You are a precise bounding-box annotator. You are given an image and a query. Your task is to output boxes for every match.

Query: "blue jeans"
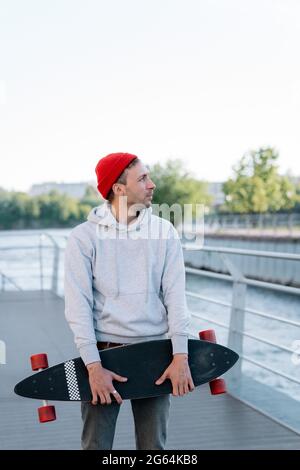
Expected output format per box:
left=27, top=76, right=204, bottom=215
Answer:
left=81, top=395, right=171, bottom=450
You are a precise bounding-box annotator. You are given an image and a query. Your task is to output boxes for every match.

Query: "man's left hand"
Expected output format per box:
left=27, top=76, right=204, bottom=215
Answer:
left=155, top=354, right=195, bottom=396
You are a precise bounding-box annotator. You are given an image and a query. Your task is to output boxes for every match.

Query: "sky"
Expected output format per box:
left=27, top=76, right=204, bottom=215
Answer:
left=0, top=0, right=300, bottom=192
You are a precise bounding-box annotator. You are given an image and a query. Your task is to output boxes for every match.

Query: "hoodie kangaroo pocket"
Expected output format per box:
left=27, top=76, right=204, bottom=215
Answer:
left=96, top=292, right=168, bottom=337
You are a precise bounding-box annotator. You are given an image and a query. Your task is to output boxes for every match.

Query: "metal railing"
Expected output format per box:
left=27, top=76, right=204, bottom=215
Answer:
left=0, top=232, right=67, bottom=296
left=0, top=271, right=23, bottom=291
left=183, top=243, right=300, bottom=386
left=204, top=212, right=300, bottom=236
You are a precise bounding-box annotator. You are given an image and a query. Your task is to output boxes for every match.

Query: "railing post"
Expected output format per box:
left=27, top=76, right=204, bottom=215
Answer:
left=227, top=280, right=246, bottom=382
left=42, top=234, right=60, bottom=296
left=39, top=235, right=44, bottom=291
left=0, top=340, right=6, bottom=364
left=218, top=253, right=246, bottom=383
left=52, top=244, right=59, bottom=296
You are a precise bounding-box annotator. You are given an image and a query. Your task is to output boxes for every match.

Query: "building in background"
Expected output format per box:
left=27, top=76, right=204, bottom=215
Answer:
left=29, top=181, right=97, bottom=199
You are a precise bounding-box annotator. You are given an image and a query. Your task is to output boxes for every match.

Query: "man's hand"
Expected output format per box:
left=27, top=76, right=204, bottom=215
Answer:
left=155, top=354, right=195, bottom=396
left=87, top=361, right=128, bottom=405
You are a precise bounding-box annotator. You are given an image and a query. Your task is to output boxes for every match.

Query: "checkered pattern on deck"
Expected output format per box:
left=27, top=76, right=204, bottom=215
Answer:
left=64, top=360, right=81, bottom=400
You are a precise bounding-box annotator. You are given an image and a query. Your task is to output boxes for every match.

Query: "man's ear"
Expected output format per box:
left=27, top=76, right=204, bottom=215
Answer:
left=112, top=183, right=125, bottom=196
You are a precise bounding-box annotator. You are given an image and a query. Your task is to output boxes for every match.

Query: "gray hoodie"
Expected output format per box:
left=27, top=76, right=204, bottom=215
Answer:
left=64, top=201, right=190, bottom=365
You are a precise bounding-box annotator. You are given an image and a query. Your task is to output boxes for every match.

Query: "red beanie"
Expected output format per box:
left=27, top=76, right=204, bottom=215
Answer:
left=95, top=152, right=138, bottom=199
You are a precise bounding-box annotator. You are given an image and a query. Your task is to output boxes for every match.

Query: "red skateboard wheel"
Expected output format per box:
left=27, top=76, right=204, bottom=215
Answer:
left=38, top=405, right=56, bottom=423
left=30, top=353, right=49, bottom=371
left=209, top=378, right=226, bottom=395
left=199, top=329, right=217, bottom=343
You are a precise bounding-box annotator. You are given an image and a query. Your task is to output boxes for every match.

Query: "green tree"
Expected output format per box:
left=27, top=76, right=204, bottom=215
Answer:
left=80, top=185, right=100, bottom=207
left=222, top=147, right=297, bottom=213
left=0, top=191, right=34, bottom=229
left=293, top=183, right=300, bottom=212
left=78, top=203, right=93, bottom=220
left=36, top=191, right=80, bottom=227
left=149, top=159, right=212, bottom=224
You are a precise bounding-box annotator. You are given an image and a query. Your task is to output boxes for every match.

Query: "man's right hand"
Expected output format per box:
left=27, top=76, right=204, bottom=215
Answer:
left=86, top=361, right=128, bottom=405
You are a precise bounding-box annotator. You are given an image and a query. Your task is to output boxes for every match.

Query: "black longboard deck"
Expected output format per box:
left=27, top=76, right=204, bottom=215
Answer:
left=14, top=339, right=239, bottom=401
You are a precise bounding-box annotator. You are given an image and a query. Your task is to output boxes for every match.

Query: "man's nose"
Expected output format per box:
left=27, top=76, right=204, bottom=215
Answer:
left=148, top=178, right=156, bottom=190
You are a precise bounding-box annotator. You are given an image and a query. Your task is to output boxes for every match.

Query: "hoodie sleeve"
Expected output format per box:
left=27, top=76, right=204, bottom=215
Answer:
left=161, top=224, right=190, bottom=355
left=64, top=231, right=100, bottom=366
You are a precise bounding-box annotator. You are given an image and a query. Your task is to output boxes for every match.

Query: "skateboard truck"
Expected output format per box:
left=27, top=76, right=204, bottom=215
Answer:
left=30, top=353, right=56, bottom=423
left=199, top=329, right=227, bottom=395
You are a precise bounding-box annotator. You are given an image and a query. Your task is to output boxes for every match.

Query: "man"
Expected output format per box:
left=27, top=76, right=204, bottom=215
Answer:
left=64, top=152, right=194, bottom=450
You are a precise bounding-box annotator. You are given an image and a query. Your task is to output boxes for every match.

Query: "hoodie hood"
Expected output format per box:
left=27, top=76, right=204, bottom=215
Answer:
left=87, top=201, right=152, bottom=303
left=87, top=200, right=152, bottom=232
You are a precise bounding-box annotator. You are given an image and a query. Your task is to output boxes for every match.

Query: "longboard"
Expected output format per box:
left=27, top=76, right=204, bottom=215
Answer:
left=15, top=339, right=239, bottom=402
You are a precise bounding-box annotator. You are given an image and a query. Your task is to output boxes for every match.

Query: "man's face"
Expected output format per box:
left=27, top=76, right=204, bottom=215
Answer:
left=123, top=160, right=156, bottom=208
